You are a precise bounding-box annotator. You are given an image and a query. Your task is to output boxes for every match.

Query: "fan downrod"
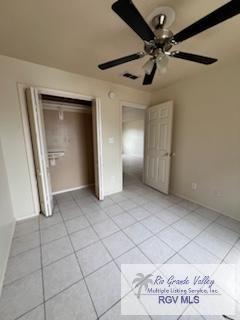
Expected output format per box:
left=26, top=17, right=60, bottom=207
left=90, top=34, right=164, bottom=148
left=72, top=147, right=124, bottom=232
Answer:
left=152, top=14, right=167, bottom=29
left=144, top=13, right=174, bottom=55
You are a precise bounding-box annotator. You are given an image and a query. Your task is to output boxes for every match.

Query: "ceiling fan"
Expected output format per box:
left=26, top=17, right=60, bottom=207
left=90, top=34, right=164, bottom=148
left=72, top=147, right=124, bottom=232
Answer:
left=98, top=0, right=240, bottom=85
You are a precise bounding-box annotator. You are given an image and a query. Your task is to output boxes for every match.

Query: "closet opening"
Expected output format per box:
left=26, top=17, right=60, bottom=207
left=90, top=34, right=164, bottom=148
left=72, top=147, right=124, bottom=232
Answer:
left=25, top=87, right=103, bottom=217
left=42, top=94, right=95, bottom=195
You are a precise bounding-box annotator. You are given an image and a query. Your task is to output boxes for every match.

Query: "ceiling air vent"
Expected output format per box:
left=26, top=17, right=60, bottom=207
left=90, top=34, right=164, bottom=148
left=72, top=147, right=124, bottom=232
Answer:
left=122, top=72, right=140, bottom=80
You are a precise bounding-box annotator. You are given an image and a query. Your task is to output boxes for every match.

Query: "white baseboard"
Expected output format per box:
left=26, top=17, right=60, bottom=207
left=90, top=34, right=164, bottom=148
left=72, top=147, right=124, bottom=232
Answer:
left=170, top=190, right=239, bottom=221
left=52, top=184, right=93, bottom=195
left=16, top=212, right=39, bottom=222
left=0, top=219, right=15, bottom=296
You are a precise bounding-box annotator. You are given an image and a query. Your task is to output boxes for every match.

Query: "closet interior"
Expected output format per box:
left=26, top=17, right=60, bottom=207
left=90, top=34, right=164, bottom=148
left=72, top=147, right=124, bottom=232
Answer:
left=41, top=94, right=95, bottom=195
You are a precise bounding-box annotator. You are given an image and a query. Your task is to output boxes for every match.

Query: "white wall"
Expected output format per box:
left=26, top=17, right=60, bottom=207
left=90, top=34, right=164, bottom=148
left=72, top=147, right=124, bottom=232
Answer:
left=0, top=55, right=151, bottom=220
left=0, top=139, right=15, bottom=294
left=122, top=107, right=145, bottom=158
left=151, top=62, right=240, bottom=221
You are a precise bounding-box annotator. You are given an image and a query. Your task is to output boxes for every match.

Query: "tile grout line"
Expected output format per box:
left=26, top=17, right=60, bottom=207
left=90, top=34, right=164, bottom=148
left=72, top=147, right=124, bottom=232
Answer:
left=38, top=215, right=47, bottom=320
left=57, top=202, right=99, bottom=320
left=56, top=187, right=239, bottom=247
left=176, top=213, right=228, bottom=263
left=7, top=230, right=238, bottom=317
left=14, top=303, right=45, bottom=320
left=33, top=242, right=141, bottom=306
left=71, top=194, right=154, bottom=319
left=6, top=180, right=240, bottom=320
left=100, top=190, right=237, bottom=318
left=90, top=179, right=240, bottom=317
left=220, top=234, right=240, bottom=264
left=7, top=191, right=237, bottom=290
left=72, top=195, right=127, bottom=319
left=3, top=267, right=43, bottom=289
left=112, top=181, right=186, bottom=319
left=98, top=199, right=200, bottom=262
left=8, top=193, right=239, bottom=271
left=83, top=199, right=176, bottom=318
left=11, top=217, right=48, bottom=320
left=15, top=202, right=237, bottom=242
left=117, top=184, right=218, bottom=319
left=63, top=181, right=240, bottom=314
left=3, top=223, right=161, bottom=291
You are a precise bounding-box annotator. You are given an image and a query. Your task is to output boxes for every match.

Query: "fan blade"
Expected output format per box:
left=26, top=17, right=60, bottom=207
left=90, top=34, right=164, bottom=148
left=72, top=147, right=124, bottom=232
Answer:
left=170, top=51, right=217, bottom=65
left=143, top=62, right=157, bottom=85
left=174, top=0, right=240, bottom=43
left=112, top=0, right=155, bottom=42
left=98, top=52, right=145, bottom=70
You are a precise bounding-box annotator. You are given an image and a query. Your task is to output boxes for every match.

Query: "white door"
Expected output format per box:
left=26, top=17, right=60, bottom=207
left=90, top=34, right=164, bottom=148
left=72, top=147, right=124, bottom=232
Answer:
left=92, top=99, right=104, bottom=200
left=26, top=87, right=53, bottom=216
left=144, top=101, right=173, bottom=194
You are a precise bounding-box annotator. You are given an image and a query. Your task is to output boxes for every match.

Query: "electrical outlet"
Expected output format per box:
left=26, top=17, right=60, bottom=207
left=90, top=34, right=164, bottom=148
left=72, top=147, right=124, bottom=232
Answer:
left=192, top=182, right=197, bottom=190
left=211, top=187, right=223, bottom=197
left=216, top=190, right=223, bottom=197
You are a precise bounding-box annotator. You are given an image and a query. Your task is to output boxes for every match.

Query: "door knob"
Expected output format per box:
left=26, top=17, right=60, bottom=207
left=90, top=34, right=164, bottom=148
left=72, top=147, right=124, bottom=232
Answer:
left=163, top=152, right=174, bottom=157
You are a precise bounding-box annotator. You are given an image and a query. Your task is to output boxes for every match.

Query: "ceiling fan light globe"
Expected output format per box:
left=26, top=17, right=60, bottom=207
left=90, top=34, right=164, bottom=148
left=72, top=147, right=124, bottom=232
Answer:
left=143, top=59, right=155, bottom=75
left=156, top=55, right=168, bottom=75
left=158, top=66, right=168, bottom=74
left=157, top=54, right=168, bottom=68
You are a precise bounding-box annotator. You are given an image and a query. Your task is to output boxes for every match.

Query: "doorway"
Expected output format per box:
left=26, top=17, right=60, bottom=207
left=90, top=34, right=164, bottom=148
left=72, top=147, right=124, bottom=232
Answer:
left=24, top=87, right=104, bottom=217
left=121, top=103, right=146, bottom=186
left=121, top=101, right=174, bottom=195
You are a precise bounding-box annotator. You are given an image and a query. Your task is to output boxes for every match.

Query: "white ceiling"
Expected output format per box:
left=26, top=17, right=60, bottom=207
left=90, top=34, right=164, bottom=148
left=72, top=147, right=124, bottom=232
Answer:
left=0, top=0, right=239, bottom=92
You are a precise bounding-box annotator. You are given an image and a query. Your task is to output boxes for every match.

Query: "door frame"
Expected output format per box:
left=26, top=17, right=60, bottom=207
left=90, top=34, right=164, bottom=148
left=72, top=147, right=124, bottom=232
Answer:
left=18, top=84, right=104, bottom=215
left=120, top=101, right=148, bottom=190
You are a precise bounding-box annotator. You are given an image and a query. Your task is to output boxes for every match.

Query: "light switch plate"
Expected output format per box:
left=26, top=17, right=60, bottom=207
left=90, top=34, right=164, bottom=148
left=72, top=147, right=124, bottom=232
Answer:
left=108, top=137, right=114, bottom=144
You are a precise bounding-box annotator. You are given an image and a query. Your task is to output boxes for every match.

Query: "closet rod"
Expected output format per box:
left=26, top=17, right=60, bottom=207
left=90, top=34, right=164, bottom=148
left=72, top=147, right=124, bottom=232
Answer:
left=41, top=94, right=92, bottom=107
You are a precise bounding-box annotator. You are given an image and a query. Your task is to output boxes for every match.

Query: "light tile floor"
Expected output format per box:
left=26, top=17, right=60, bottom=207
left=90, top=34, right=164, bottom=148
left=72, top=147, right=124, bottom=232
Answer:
left=0, top=157, right=240, bottom=320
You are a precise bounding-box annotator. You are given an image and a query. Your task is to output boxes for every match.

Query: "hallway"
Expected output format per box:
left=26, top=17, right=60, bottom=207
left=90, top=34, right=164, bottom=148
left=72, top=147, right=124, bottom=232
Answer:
left=123, top=154, right=143, bottom=185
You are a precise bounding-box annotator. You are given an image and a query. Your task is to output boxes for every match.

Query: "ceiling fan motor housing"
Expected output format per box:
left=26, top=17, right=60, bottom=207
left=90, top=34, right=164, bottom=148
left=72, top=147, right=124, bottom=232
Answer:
left=144, top=27, right=173, bottom=57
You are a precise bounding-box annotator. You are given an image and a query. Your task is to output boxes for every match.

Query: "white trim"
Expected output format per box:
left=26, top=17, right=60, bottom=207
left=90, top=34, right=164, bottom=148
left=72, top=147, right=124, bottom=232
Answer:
left=16, top=213, right=38, bottom=222
left=36, top=87, right=94, bottom=101
left=52, top=184, right=93, bottom=195
left=120, top=101, right=148, bottom=110
left=143, top=110, right=147, bottom=185
left=95, top=98, right=104, bottom=200
left=17, top=84, right=40, bottom=215
left=0, top=220, right=15, bottom=295
left=171, top=191, right=230, bottom=218
left=18, top=84, right=104, bottom=215
left=120, top=101, right=148, bottom=191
